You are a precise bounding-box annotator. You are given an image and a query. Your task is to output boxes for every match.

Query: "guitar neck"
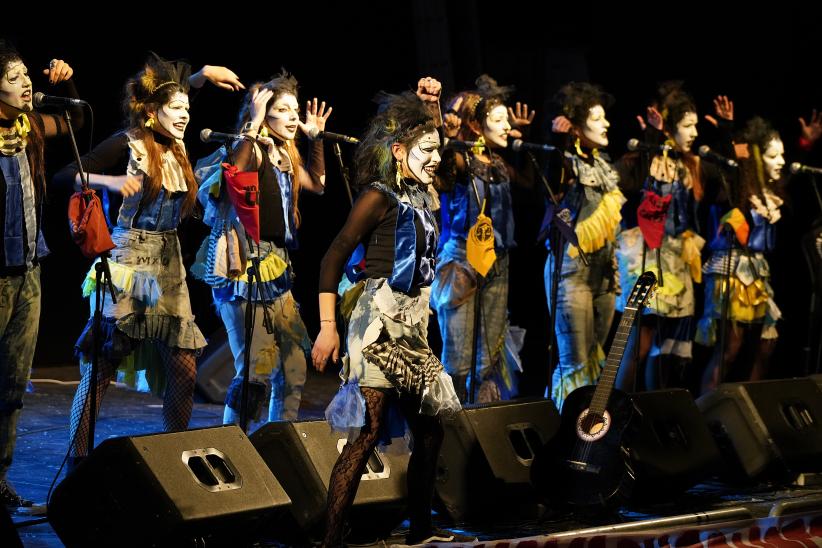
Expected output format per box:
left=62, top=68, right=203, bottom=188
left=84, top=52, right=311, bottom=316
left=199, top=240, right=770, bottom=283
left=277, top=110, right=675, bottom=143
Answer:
left=589, top=307, right=637, bottom=415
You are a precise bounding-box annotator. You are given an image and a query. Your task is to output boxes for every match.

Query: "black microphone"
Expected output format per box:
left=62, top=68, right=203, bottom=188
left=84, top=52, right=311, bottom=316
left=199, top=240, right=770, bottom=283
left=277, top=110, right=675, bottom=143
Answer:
left=33, top=92, right=87, bottom=108
left=791, top=162, right=822, bottom=176
left=698, top=145, right=738, bottom=168
left=511, top=139, right=556, bottom=152
left=627, top=138, right=673, bottom=154
left=308, top=127, right=360, bottom=145
left=199, top=128, right=247, bottom=143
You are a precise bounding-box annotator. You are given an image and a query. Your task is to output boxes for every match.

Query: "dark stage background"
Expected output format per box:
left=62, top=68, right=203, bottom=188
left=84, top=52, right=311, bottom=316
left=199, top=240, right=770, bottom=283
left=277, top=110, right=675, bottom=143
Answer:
left=6, top=3, right=822, bottom=396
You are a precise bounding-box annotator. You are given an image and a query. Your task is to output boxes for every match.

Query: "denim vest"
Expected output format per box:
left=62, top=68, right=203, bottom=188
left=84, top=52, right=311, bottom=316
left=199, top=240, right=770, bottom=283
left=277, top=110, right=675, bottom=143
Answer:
left=116, top=134, right=187, bottom=231
left=1, top=151, right=49, bottom=268
left=440, top=153, right=515, bottom=252
left=346, top=182, right=438, bottom=292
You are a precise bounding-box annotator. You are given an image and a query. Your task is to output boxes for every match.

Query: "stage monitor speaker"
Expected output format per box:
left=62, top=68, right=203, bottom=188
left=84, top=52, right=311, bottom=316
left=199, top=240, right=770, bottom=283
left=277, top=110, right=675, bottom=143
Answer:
left=697, top=378, right=822, bottom=480
left=435, top=398, right=560, bottom=521
left=629, top=389, right=722, bottom=500
left=250, top=419, right=410, bottom=541
left=48, top=425, right=289, bottom=547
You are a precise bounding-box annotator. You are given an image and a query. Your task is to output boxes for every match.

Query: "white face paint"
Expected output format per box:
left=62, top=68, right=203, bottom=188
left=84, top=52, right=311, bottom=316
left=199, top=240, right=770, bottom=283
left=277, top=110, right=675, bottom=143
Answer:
left=405, top=130, right=441, bottom=185
left=265, top=92, right=299, bottom=141
left=155, top=91, right=190, bottom=140
left=0, top=61, right=33, bottom=112
left=582, top=104, right=609, bottom=147
left=482, top=104, right=511, bottom=148
left=673, top=111, right=698, bottom=153
left=762, top=138, right=785, bottom=182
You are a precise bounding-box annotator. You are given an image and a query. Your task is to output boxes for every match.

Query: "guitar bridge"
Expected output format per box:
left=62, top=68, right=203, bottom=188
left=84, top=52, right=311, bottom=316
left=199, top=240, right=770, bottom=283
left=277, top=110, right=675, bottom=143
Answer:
left=567, top=459, right=601, bottom=474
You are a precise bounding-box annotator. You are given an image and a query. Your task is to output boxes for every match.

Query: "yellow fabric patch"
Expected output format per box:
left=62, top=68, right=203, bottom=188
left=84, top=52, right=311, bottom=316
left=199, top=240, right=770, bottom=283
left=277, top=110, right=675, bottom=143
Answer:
left=467, top=200, right=496, bottom=276
left=234, top=250, right=288, bottom=283
left=680, top=230, right=705, bottom=283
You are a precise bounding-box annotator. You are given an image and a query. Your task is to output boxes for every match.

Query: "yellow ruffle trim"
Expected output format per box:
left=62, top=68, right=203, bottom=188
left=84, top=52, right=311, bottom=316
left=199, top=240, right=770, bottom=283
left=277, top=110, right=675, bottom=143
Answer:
left=715, top=277, right=770, bottom=323
left=233, top=250, right=288, bottom=283
left=81, top=260, right=159, bottom=301
left=568, top=189, right=626, bottom=258
left=680, top=230, right=705, bottom=283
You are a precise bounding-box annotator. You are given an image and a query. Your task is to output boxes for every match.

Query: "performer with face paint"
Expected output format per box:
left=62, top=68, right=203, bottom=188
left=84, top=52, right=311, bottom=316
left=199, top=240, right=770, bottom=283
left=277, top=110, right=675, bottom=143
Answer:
left=614, top=83, right=734, bottom=391
left=698, top=117, right=786, bottom=392
left=432, top=74, right=533, bottom=403
left=546, top=82, right=626, bottom=409
left=311, top=79, right=466, bottom=547
left=0, top=41, right=82, bottom=514
left=194, top=70, right=331, bottom=424
left=54, top=53, right=243, bottom=467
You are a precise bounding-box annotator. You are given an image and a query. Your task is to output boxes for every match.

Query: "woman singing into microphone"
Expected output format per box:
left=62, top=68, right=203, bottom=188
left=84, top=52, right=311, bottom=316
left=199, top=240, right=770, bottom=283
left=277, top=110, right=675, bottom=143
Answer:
left=194, top=70, right=331, bottom=424
left=546, top=82, right=625, bottom=408
left=697, top=117, right=785, bottom=391
left=614, top=83, right=734, bottom=391
left=432, top=75, right=534, bottom=403
left=56, top=53, right=242, bottom=467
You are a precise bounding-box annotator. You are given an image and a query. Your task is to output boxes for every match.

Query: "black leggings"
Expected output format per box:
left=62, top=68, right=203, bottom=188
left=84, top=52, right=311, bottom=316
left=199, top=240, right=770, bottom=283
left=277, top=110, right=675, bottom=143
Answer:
left=322, top=387, right=444, bottom=547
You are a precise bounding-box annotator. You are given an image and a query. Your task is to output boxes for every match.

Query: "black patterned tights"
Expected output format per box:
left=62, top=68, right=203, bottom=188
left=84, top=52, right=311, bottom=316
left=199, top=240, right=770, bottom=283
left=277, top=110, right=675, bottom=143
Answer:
left=321, top=387, right=444, bottom=547
left=68, top=345, right=197, bottom=456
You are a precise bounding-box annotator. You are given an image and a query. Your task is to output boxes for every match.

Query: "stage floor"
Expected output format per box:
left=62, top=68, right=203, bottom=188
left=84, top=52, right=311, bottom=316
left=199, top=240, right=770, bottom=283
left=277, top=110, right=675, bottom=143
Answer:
left=9, top=366, right=822, bottom=547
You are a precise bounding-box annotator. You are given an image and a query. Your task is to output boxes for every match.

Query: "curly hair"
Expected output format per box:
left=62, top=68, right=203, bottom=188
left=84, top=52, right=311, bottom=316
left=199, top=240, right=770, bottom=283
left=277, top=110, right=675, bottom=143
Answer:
left=446, top=74, right=512, bottom=140
left=0, top=39, right=22, bottom=77
left=654, top=81, right=697, bottom=135
left=1, top=40, right=46, bottom=199
left=354, top=91, right=437, bottom=188
left=122, top=53, right=197, bottom=217
left=737, top=116, right=782, bottom=208
left=555, top=81, right=614, bottom=129
left=235, top=69, right=303, bottom=227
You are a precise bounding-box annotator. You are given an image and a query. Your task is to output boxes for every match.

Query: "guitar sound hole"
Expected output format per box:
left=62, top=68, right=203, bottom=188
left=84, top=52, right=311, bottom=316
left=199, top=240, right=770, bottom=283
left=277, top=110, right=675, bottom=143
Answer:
left=582, top=414, right=605, bottom=435
left=576, top=408, right=611, bottom=442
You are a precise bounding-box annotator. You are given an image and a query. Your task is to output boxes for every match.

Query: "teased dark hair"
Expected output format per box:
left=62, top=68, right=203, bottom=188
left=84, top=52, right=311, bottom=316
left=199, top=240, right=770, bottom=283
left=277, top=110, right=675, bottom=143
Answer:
left=236, top=69, right=303, bottom=227
left=354, top=91, right=436, bottom=189
left=737, top=116, right=782, bottom=208
left=555, top=81, right=613, bottom=128
left=655, top=80, right=697, bottom=135
left=445, top=74, right=512, bottom=139
left=0, top=40, right=46, bottom=200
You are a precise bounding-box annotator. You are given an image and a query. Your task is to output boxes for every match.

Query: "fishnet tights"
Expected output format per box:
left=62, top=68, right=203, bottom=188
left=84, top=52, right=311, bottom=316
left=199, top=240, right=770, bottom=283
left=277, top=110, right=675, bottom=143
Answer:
left=321, top=387, right=444, bottom=547
left=68, top=345, right=197, bottom=456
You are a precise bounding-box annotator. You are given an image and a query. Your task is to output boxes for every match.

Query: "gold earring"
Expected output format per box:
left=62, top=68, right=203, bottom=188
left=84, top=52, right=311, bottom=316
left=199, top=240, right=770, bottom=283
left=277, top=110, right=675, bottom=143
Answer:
left=574, top=137, right=588, bottom=158
left=145, top=117, right=155, bottom=129
left=395, top=159, right=403, bottom=188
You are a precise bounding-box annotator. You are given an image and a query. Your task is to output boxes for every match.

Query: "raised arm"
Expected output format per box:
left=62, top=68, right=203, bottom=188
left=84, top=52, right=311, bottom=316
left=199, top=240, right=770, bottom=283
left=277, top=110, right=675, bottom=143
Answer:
left=297, top=97, right=332, bottom=194
left=189, top=65, right=244, bottom=92
left=37, top=59, right=85, bottom=138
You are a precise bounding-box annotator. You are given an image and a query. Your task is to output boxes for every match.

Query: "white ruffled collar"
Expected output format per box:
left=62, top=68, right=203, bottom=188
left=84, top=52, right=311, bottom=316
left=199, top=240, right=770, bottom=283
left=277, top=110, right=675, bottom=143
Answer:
left=749, top=188, right=783, bottom=224
left=126, top=130, right=189, bottom=193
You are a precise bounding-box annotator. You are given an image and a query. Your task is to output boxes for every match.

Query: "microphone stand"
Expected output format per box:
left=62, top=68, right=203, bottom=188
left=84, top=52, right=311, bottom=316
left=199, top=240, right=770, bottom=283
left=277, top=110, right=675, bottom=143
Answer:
left=466, top=164, right=485, bottom=405
left=332, top=143, right=354, bottom=208
left=525, top=151, right=588, bottom=403
left=63, top=109, right=116, bottom=455
left=225, top=141, right=274, bottom=433
left=716, top=170, right=737, bottom=386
